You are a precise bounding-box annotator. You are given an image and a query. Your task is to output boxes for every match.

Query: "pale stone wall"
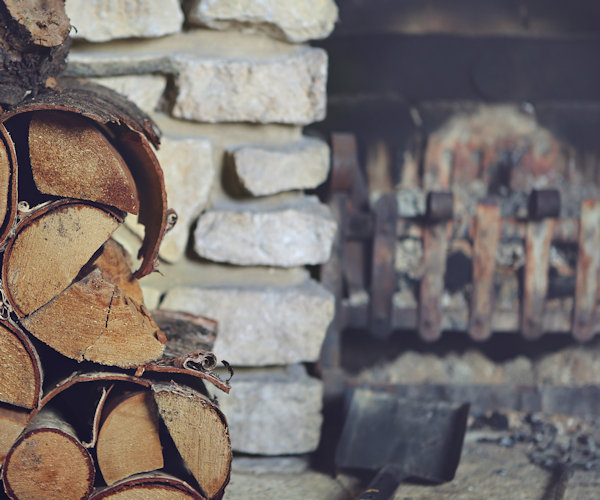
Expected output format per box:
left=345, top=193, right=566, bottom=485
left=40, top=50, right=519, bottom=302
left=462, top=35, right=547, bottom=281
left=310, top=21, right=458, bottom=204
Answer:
left=64, top=0, right=338, bottom=457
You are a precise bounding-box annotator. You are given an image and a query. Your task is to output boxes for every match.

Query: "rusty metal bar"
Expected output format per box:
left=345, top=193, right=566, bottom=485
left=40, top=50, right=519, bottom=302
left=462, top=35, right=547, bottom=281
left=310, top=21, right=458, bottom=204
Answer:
left=572, top=199, right=600, bottom=342
left=369, top=193, right=397, bottom=339
left=419, top=221, right=451, bottom=341
left=469, top=201, right=501, bottom=341
left=521, top=218, right=555, bottom=339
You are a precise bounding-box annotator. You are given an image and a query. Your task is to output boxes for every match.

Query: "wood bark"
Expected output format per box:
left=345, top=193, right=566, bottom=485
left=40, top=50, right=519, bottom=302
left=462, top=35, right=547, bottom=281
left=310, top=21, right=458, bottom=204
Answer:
left=153, top=383, right=232, bottom=500
left=1, top=408, right=95, bottom=500
left=96, top=391, right=164, bottom=485
left=0, top=0, right=71, bottom=106
left=91, top=473, right=205, bottom=500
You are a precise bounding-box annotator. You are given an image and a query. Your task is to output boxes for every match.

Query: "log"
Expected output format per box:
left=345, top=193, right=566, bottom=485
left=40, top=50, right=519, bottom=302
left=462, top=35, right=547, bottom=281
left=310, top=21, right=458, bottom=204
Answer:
left=94, top=239, right=144, bottom=304
left=28, top=111, right=139, bottom=214
left=96, top=391, right=164, bottom=485
left=3, top=200, right=122, bottom=317
left=0, top=124, right=17, bottom=246
left=1, top=408, right=95, bottom=500
left=0, top=322, right=42, bottom=409
left=91, top=472, right=205, bottom=500
left=0, top=0, right=71, bottom=106
left=153, top=383, right=231, bottom=500
left=152, top=310, right=218, bottom=355
left=0, top=405, right=28, bottom=466
left=0, top=79, right=167, bottom=279
left=20, top=267, right=165, bottom=367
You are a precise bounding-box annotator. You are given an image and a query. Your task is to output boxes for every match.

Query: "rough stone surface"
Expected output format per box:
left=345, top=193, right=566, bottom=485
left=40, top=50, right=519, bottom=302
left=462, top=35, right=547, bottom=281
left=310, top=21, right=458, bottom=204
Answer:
left=187, top=0, right=339, bottom=43
left=230, top=138, right=329, bottom=196
left=160, top=279, right=334, bottom=366
left=173, top=45, right=327, bottom=124
left=66, top=0, right=184, bottom=42
left=157, top=136, right=214, bottom=262
left=209, top=365, right=323, bottom=455
left=88, top=75, right=166, bottom=114
left=67, top=31, right=327, bottom=124
left=125, top=134, right=214, bottom=262
left=193, top=196, right=336, bottom=267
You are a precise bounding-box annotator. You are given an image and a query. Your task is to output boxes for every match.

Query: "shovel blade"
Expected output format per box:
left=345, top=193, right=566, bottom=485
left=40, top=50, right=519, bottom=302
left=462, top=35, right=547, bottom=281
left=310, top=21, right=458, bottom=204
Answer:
left=335, top=388, right=469, bottom=483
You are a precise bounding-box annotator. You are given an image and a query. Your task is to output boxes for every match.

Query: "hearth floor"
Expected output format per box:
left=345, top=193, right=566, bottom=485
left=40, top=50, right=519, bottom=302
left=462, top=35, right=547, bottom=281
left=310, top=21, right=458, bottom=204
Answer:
left=224, top=427, right=600, bottom=499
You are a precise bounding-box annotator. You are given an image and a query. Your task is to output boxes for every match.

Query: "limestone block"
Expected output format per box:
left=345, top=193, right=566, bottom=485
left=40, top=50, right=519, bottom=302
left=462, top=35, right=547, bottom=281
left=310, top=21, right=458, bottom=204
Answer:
left=187, top=0, right=338, bottom=43
left=160, top=279, right=334, bottom=366
left=230, top=138, right=329, bottom=196
left=173, top=46, right=327, bottom=124
left=193, top=197, right=336, bottom=267
left=156, top=136, right=215, bottom=262
left=88, top=75, right=166, bottom=114
left=67, top=31, right=327, bottom=124
left=209, top=365, right=323, bottom=454
left=66, top=0, right=183, bottom=42
left=126, top=135, right=215, bottom=262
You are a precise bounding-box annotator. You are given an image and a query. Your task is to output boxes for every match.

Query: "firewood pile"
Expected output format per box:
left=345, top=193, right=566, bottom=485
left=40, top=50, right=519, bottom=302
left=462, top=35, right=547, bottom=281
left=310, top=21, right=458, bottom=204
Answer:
left=0, top=1, right=232, bottom=498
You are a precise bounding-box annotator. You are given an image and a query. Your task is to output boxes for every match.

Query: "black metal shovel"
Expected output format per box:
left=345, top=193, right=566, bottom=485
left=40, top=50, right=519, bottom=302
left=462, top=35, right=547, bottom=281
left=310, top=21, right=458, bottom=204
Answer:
left=335, top=388, right=470, bottom=500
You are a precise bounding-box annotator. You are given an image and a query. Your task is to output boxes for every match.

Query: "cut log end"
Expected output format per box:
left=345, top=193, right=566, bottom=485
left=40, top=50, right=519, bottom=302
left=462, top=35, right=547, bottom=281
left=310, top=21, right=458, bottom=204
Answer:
left=28, top=112, right=139, bottom=214
left=21, top=268, right=165, bottom=368
left=97, top=391, right=164, bottom=485
left=2, top=409, right=95, bottom=500
left=153, top=384, right=231, bottom=500
left=0, top=406, right=28, bottom=466
left=4, top=201, right=121, bottom=317
left=0, top=322, right=41, bottom=409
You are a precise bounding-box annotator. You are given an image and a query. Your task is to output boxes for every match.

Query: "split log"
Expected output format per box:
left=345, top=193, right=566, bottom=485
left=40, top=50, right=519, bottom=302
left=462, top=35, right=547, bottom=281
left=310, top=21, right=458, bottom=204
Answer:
left=94, top=239, right=144, bottom=304
left=28, top=111, right=139, bottom=214
left=153, top=383, right=231, bottom=500
left=0, top=322, right=42, bottom=409
left=20, top=267, right=165, bottom=367
left=3, top=200, right=122, bottom=316
left=91, top=473, right=205, bottom=500
left=1, top=408, right=95, bottom=500
left=96, top=391, right=164, bottom=485
left=0, top=405, right=28, bottom=466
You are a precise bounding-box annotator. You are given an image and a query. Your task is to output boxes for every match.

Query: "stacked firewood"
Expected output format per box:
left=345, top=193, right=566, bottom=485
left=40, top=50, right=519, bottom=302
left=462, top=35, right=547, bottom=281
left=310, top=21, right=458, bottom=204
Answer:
left=0, top=2, right=231, bottom=499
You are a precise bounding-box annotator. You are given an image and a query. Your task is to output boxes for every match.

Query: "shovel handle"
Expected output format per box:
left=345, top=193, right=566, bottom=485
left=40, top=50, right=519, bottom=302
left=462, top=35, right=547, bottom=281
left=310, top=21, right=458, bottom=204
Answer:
left=358, top=464, right=406, bottom=500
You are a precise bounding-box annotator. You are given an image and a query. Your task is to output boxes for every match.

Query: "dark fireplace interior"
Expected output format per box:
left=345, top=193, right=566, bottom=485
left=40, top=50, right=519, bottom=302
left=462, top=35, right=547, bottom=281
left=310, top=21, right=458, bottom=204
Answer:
left=309, top=0, right=600, bottom=479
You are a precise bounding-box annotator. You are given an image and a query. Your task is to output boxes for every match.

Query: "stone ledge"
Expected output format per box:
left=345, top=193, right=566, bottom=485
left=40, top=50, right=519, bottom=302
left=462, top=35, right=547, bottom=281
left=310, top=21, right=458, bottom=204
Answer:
left=209, top=365, right=324, bottom=455
left=160, top=279, right=334, bottom=366
left=230, top=137, right=330, bottom=196
left=187, top=0, right=339, bottom=43
left=66, top=0, right=183, bottom=42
